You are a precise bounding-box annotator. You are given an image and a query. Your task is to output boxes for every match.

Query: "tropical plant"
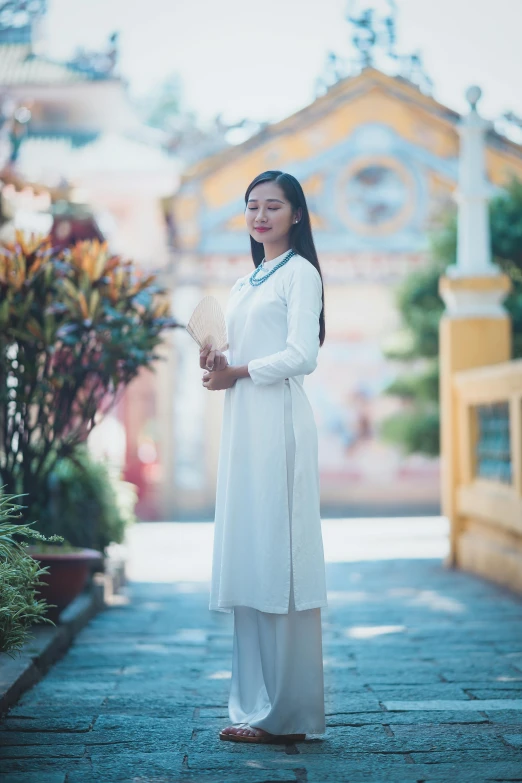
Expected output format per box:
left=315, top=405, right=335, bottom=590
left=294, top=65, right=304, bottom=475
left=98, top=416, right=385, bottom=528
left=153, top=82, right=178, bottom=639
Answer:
left=380, top=177, right=522, bottom=456
left=0, top=492, right=63, bottom=657
left=0, top=232, right=179, bottom=525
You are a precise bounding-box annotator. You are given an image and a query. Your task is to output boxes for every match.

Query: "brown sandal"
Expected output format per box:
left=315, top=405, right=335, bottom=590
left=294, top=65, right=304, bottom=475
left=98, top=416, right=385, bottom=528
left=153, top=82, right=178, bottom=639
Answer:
left=219, top=724, right=305, bottom=744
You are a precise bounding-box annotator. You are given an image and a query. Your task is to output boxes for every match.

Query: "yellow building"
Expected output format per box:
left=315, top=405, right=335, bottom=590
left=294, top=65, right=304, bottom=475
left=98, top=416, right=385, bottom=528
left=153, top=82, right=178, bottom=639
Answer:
left=168, top=67, right=522, bottom=520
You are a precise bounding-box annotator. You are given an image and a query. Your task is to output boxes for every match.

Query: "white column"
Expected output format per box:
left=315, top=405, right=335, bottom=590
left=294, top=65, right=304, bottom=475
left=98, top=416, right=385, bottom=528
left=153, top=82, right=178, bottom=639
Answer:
left=449, top=86, right=497, bottom=278
left=443, top=86, right=510, bottom=318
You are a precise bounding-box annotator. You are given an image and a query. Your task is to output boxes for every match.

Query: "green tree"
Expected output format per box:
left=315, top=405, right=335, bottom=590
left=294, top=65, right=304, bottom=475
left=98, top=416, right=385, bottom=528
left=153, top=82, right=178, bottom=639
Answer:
left=380, top=177, right=522, bottom=456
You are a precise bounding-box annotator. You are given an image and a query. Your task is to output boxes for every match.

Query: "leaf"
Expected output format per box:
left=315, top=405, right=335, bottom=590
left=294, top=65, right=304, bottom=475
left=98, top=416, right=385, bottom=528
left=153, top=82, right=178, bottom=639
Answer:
left=0, top=296, right=9, bottom=326
left=89, top=289, right=100, bottom=319
left=26, top=319, right=44, bottom=340
left=77, top=291, right=89, bottom=320
left=59, top=278, right=80, bottom=300
left=92, top=246, right=108, bottom=281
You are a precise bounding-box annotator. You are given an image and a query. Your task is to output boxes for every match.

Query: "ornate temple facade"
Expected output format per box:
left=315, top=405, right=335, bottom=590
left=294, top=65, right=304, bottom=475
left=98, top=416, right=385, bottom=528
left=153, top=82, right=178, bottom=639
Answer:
left=169, top=67, right=522, bottom=519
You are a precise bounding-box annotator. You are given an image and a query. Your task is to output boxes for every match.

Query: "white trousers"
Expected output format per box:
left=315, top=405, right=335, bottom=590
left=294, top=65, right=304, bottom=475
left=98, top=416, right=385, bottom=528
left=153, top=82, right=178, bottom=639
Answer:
left=228, top=381, right=326, bottom=735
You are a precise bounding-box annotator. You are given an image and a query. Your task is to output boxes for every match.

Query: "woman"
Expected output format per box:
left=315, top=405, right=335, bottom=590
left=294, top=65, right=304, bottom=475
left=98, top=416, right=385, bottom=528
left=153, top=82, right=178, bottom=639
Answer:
left=200, top=170, right=327, bottom=744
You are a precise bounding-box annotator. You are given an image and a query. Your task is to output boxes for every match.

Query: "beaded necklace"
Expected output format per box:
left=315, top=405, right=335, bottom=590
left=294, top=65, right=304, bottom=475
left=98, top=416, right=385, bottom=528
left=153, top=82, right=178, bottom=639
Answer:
left=248, top=249, right=296, bottom=287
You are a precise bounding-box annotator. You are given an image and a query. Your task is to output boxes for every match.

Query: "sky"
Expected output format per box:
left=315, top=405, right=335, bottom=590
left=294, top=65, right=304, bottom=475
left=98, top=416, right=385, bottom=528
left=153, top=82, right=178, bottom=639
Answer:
left=44, top=0, right=522, bottom=131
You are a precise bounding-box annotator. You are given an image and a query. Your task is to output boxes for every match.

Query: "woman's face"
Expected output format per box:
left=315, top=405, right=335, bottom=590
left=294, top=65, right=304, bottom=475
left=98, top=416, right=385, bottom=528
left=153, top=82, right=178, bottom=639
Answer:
left=245, top=181, right=300, bottom=245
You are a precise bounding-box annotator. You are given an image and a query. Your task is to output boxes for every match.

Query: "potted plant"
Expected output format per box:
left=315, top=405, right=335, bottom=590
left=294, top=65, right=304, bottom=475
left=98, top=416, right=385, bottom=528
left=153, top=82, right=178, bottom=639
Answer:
left=26, top=541, right=102, bottom=621
left=27, top=446, right=138, bottom=617
left=0, top=232, right=179, bottom=610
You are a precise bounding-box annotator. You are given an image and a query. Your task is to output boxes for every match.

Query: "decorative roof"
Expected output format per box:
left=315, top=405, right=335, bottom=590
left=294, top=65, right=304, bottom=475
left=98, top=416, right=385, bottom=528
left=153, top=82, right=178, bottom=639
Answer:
left=0, top=0, right=47, bottom=45
left=181, top=67, right=522, bottom=183
left=0, top=43, right=94, bottom=85
left=0, top=1, right=118, bottom=83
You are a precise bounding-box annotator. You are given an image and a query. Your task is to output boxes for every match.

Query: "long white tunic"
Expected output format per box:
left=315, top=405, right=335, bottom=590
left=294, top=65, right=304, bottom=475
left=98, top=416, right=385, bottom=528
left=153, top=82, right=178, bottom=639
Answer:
left=209, top=250, right=328, bottom=614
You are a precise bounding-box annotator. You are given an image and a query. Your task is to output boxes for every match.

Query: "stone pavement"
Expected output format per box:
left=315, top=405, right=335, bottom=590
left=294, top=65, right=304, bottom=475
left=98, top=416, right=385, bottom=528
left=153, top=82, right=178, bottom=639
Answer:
left=1, top=519, right=522, bottom=782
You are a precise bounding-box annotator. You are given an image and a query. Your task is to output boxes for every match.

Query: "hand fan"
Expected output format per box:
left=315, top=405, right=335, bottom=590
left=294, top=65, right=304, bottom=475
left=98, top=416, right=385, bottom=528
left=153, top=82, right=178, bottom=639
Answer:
left=185, top=295, right=229, bottom=352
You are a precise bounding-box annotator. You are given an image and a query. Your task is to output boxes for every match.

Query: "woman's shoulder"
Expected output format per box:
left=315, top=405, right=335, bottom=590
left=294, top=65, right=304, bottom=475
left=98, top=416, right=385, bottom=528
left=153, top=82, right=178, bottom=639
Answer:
left=286, top=253, right=323, bottom=288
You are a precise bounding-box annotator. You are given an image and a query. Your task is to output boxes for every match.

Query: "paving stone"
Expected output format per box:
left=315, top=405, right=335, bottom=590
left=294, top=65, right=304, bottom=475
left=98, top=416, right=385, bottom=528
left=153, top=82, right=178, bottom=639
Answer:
left=73, top=750, right=198, bottom=781
left=0, top=759, right=89, bottom=775
left=14, top=693, right=106, bottom=711
left=467, top=688, right=522, bottom=699
left=1, top=555, right=522, bottom=781
left=503, top=733, right=522, bottom=747
left=389, top=722, right=512, bottom=751
left=0, top=744, right=86, bottom=758
left=366, top=683, right=469, bottom=699
left=411, top=762, right=522, bottom=782
left=23, top=682, right=118, bottom=698
left=326, top=710, right=488, bottom=725
left=457, top=679, right=522, bottom=688
left=99, top=696, right=208, bottom=717
left=184, top=747, right=415, bottom=779
left=324, top=693, right=383, bottom=713
left=383, top=698, right=522, bottom=711
left=0, top=716, right=94, bottom=732
left=485, top=711, right=522, bottom=727
left=0, top=775, right=67, bottom=783
left=6, top=704, right=100, bottom=719
left=0, top=731, right=85, bottom=746
left=354, top=670, right=444, bottom=684
left=409, top=748, right=522, bottom=765
left=87, top=713, right=193, bottom=742
left=293, top=724, right=508, bottom=755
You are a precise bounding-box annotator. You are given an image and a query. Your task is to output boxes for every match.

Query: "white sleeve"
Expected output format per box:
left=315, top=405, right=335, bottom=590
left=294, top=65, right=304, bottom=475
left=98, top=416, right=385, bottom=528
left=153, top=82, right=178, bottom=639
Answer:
left=247, top=263, right=322, bottom=386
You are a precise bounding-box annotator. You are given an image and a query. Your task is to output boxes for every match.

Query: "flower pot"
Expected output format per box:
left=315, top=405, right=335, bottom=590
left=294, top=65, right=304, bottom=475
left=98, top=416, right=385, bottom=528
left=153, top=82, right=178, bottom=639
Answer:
left=28, top=548, right=103, bottom=620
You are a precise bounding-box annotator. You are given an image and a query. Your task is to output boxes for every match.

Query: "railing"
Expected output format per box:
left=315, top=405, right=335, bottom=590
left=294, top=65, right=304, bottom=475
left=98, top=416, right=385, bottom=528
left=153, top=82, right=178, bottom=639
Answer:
left=475, top=402, right=512, bottom=484
left=452, top=359, right=522, bottom=589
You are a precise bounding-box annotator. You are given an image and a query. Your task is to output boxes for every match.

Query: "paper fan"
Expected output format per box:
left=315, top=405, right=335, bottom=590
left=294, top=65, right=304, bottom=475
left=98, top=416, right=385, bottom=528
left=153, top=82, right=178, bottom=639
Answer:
left=185, top=295, right=229, bottom=352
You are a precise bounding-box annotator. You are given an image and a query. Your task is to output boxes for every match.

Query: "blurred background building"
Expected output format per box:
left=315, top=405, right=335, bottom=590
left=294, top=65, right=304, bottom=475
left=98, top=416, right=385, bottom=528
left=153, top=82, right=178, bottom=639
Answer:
left=0, top=0, right=178, bottom=518
left=2, top=0, right=522, bottom=525
left=168, top=6, right=522, bottom=519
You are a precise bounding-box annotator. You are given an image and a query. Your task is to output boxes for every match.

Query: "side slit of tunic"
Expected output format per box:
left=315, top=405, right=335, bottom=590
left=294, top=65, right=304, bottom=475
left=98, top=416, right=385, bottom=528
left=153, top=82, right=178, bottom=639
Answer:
left=227, top=380, right=326, bottom=735
left=286, top=379, right=294, bottom=610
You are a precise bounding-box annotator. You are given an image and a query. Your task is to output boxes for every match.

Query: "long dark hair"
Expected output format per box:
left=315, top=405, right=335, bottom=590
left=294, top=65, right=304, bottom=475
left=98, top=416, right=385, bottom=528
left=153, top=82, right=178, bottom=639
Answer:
left=244, top=170, right=326, bottom=347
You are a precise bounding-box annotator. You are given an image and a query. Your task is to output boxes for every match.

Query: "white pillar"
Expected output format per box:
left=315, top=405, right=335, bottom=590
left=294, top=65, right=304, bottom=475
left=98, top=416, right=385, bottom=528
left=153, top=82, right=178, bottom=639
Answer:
left=443, top=86, right=510, bottom=318
left=449, top=86, right=497, bottom=278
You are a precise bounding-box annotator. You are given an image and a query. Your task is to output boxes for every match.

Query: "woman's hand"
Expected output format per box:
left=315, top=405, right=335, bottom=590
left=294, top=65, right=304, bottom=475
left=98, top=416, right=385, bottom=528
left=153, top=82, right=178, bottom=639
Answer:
left=202, top=366, right=237, bottom=391
left=200, top=344, right=228, bottom=371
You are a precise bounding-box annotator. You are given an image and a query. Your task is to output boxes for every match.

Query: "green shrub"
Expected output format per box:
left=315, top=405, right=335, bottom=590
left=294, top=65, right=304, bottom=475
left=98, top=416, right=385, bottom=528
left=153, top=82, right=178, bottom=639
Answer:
left=380, top=408, right=440, bottom=457
left=35, top=447, right=137, bottom=554
left=0, top=492, right=63, bottom=657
